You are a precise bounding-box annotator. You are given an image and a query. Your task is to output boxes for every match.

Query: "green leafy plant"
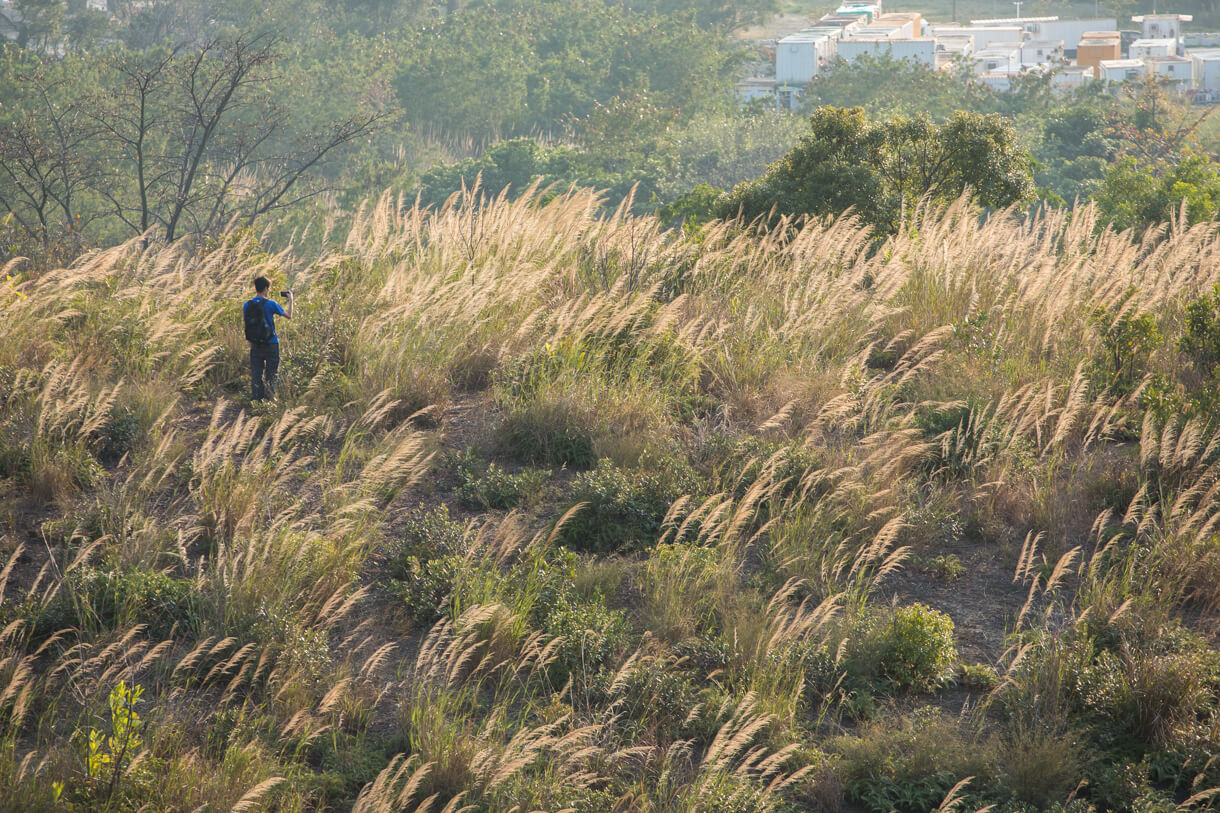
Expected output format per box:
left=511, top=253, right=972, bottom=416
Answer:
left=83, top=681, right=149, bottom=805
left=1179, top=284, right=1220, bottom=375
left=544, top=595, right=630, bottom=684
left=1089, top=297, right=1161, bottom=394
left=958, top=662, right=1000, bottom=691
left=848, top=604, right=959, bottom=692
left=453, top=452, right=550, bottom=510
left=917, top=554, right=965, bottom=582
left=558, top=459, right=691, bottom=553
left=386, top=554, right=462, bottom=626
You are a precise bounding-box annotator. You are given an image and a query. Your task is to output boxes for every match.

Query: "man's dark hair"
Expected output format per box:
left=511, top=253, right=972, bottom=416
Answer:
left=253, top=276, right=271, bottom=293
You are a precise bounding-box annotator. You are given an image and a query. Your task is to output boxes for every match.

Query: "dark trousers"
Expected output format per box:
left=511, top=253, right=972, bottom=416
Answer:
left=250, top=342, right=280, bottom=400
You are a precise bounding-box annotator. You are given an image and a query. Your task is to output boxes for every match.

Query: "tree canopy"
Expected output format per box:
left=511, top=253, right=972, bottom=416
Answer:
left=720, top=106, right=1034, bottom=232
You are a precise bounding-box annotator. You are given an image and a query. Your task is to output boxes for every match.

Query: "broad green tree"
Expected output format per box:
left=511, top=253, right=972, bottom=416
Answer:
left=720, top=106, right=1034, bottom=232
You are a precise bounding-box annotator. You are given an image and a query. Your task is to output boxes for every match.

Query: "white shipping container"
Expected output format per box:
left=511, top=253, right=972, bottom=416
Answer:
left=1194, top=54, right=1220, bottom=90
left=1099, top=58, right=1145, bottom=82
left=1052, top=64, right=1095, bottom=90
left=775, top=32, right=835, bottom=84
left=1021, top=39, right=1064, bottom=65
left=1036, top=19, right=1117, bottom=52
left=969, top=26, right=1024, bottom=49
left=972, top=46, right=1020, bottom=74
left=1147, top=56, right=1192, bottom=87
left=837, top=37, right=936, bottom=65
left=1130, top=38, right=1176, bottom=59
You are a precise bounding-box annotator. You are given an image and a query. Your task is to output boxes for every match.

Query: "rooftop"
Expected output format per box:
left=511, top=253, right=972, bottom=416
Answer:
left=971, top=15, right=1058, bottom=24
left=778, top=30, right=834, bottom=43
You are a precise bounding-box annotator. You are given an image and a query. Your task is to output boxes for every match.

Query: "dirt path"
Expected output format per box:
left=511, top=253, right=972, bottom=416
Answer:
left=882, top=539, right=1027, bottom=666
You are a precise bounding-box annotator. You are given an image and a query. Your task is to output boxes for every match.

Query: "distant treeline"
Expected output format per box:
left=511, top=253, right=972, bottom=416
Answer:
left=3, top=0, right=1220, bottom=266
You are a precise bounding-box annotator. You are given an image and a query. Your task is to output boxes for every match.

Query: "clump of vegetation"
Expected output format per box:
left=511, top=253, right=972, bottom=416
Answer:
left=830, top=709, right=999, bottom=813
left=452, top=451, right=549, bottom=510
left=1088, top=296, right=1162, bottom=394
left=847, top=603, right=959, bottom=692
left=916, top=553, right=965, bottom=582
left=558, top=458, right=695, bottom=552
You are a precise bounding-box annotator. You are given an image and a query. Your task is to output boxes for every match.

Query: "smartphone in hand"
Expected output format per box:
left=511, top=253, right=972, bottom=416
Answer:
left=280, top=290, right=290, bottom=297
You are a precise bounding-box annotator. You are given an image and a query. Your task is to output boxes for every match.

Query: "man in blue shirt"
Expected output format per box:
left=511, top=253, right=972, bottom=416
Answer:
left=244, top=276, right=294, bottom=401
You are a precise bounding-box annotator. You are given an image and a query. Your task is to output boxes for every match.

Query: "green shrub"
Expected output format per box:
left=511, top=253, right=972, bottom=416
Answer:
left=382, top=506, right=468, bottom=580
left=385, top=554, right=461, bottom=627
left=75, top=680, right=156, bottom=808
left=0, top=438, right=31, bottom=481
left=693, top=433, right=820, bottom=498
left=452, top=451, right=550, bottom=510
left=1002, top=731, right=1082, bottom=808
left=958, top=662, right=1000, bottom=691
left=847, top=604, right=958, bottom=692
left=1075, top=647, right=1214, bottom=749
left=916, top=554, right=965, bottom=581
left=673, top=634, right=731, bottom=673
left=558, top=459, right=693, bottom=553
left=1179, top=284, right=1220, bottom=376
left=830, top=708, right=999, bottom=813
left=498, top=401, right=596, bottom=468
left=293, top=730, right=395, bottom=806
left=93, top=410, right=141, bottom=467
left=544, top=596, right=630, bottom=684
left=1088, top=298, right=1161, bottom=394
left=33, top=567, right=198, bottom=640
left=880, top=604, right=957, bottom=690
left=614, top=657, right=702, bottom=737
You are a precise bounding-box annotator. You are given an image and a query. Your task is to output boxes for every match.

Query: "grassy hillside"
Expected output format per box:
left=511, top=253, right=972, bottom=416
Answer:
left=0, top=190, right=1218, bottom=811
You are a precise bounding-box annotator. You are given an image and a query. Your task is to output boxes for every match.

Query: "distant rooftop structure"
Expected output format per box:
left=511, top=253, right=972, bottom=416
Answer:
left=1132, top=14, right=1190, bottom=42
left=971, top=15, right=1058, bottom=25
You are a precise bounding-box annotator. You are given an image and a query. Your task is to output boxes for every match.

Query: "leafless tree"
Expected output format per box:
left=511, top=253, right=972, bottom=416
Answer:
left=92, top=34, right=383, bottom=243
left=0, top=68, right=99, bottom=248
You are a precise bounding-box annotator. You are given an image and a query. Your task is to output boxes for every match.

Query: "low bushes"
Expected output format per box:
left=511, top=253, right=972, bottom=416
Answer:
left=452, top=451, right=549, bottom=510
left=557, top=459, right=696, bottom=553
left=30, top=566, right=199, bottom=641
left=844, top=603, right=959, bottom=692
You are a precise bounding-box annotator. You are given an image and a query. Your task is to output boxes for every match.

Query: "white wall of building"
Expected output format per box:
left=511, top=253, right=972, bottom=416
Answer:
left=1194, top=54, right=1220, bottom=90
left=776, top=33, right=836, bottom=84
left=1099, top=59, right=1145, bottom=82
left=837, top=37, right=936, bottom=65
left=1130, top=38, right=1176, bottom=59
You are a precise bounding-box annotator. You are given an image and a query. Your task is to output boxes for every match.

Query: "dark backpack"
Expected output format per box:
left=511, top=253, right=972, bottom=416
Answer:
left=243, top=299, right=274, bottom=344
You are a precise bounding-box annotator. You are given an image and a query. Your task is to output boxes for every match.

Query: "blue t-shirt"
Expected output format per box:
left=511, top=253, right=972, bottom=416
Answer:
left=247, top=296, right=287, bottom=344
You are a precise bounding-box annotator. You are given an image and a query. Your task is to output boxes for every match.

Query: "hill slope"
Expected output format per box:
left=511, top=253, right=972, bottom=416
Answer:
left=0, top=191, right=1218, bottom=811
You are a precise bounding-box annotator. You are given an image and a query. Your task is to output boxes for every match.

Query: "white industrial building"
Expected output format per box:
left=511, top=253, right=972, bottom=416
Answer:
left=836, top=37, right=937, bottom=65
left=968, top=26, right=1024, bottom=49
left=1099, top=58, right=1145, bottom=82
left=1052, top=64, right=1096, bottom=89
left=775, top=30, right=838, bottom=84
left=736, top=78, right=778, bottom=105
left=1021, top=39, right=1064, bottom=66
left=1133, top=13, right=1191, bottom=41
left=973, top=45, right=1021, bottom=75
left=1147, top=55, right=1193, bottom=88
left=1130, top=38, right=1177, bottom=59
left=970, top=16, right=1118, bottom=57
left=932, top=31, right=971, bottom=53
left=1193, top=51, right=1220, bottom=91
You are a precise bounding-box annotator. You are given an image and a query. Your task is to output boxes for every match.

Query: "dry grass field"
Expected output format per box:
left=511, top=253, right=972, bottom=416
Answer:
left=0, top=188, right=1218, bottom=811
